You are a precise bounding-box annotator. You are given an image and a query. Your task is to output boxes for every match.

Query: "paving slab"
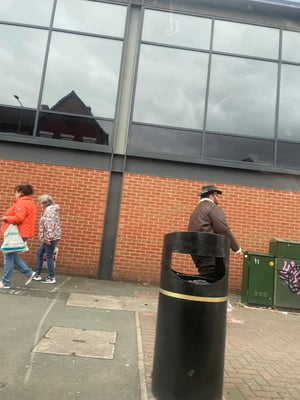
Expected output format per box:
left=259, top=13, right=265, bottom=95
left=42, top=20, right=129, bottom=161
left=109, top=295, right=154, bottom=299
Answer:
left=66, top=292, right=157, bottom=312
left=33, top=326, right=117, bottom=359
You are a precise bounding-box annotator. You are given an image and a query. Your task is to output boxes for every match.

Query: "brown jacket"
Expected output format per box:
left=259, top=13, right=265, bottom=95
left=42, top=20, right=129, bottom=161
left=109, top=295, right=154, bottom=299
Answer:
left=188, top=198, right=240, bottom=252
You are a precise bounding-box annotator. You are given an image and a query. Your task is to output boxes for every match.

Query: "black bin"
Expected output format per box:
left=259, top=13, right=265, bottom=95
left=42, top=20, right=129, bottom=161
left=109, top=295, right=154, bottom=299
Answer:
left=152, top=231, right=230, bottom=400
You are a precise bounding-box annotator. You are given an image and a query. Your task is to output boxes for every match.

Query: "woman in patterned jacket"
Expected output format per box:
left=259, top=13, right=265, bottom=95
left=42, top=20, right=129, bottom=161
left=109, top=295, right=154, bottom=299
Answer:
left=33, top=194, right=61, bottom=283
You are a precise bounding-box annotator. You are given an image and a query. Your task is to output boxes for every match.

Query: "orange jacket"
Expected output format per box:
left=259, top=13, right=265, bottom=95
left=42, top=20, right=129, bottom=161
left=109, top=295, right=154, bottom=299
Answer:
left=1, top=196, right=37, bottom=238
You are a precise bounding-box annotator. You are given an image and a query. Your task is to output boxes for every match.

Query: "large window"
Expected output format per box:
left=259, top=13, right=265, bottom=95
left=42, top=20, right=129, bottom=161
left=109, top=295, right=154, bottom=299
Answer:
left=213, top=20, right=279, bottom=58
left=53, top=0, right=126, bottom=36
left=0, top=0, right=53, bottom=26
left=204, top=134, right=274, bottom=164
left=206, top=55, right=277, bottom=138
left=130, top=10, right=210, bottom=156
left=278, top=64, right=300, bottom=141
left=0, top=24, right=48, bottom=137
left=282, top=30, right=300, bottom=63
left=277, top=64, right=300, bottom=168
left=0, top=0, right=127, bottom=147
left=128, top=8, right=300, bottom=171
left=42, top=33, right=122, bottom=119
left=0, top=25, right=48, bottom=108
left=142, top=10, right=211, bottom=49
left=133, top=45, right=208, bottom=129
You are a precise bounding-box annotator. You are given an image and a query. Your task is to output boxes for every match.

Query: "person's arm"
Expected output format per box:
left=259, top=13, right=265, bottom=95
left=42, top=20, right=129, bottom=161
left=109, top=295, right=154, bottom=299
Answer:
left=2, top=204, right=27, bottom=225
left=211, top=207, right=241, bottom=252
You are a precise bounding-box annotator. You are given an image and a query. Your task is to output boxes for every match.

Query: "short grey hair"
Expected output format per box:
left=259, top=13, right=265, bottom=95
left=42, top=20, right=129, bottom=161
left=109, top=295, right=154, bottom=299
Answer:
left=38, top=194, right=54, bottom=206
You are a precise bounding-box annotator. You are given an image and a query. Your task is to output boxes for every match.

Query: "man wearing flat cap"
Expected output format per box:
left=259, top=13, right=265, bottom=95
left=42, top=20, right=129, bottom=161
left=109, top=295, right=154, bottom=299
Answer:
left=188, top=184, right=242, bottom=282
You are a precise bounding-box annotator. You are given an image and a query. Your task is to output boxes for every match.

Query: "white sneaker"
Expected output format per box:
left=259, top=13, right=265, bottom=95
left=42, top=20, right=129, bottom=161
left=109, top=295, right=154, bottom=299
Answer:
left=42, top=276, right=56, bottom=284
left=0, top=281, right=10, bottom=289
left=32, top=274, right=42, bottom=281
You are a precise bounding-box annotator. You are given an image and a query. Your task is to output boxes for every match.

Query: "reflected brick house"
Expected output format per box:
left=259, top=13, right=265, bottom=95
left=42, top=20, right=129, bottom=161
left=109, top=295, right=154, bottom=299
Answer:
left=39, top=90, right=109, bottom=144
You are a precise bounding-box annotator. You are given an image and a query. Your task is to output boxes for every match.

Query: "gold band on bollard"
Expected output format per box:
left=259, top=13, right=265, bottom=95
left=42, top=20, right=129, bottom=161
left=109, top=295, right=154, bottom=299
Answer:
left=159, top=288, right=227, bottom=303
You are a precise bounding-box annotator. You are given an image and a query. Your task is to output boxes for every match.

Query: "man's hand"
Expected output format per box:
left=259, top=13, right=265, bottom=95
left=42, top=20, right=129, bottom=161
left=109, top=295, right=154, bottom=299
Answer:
left=234, top=248, right=244, bottom=257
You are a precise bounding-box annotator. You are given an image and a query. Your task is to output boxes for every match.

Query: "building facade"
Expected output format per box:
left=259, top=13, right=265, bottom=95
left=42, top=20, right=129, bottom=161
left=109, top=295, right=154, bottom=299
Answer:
left=1, top=0, right=300, bottom=292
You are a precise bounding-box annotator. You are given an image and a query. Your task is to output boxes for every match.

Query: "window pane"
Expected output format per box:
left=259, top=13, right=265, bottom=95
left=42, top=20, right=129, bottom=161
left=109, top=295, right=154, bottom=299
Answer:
left=213, top=20, right=279, bottom=58
left=0, top=25, right=48, bottom=108
left=204, top=133, right=274, bottom=164
left=129, top=123, right=202, bottom=157
left=142, top=9, right=211, bottom=49
left=54, top=0, right=127, bottom=37
left=37, top=112, right=112, bottom=145
left=206, top=55, right=277, bottom=138
left=278, top=64, right=300, bottom=141
left=133, top=45, right=209, bottom=129
left=277, top=141, right=300, bottom=169
left=0, top=105, right=35, bottom=136
left=282, top=30, right=300, bottom=63
left=0, top=0, right=53, bottom=26
left=42, top=32, right=123, bottom=118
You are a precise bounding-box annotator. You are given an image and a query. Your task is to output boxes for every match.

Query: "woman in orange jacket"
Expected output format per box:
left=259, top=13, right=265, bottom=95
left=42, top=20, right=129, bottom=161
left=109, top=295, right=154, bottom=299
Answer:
left=0, top=184, right=37, bottom=288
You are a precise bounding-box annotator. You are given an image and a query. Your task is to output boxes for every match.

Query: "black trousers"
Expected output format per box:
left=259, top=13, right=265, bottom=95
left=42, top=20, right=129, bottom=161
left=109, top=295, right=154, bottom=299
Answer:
left=191, top=255, right=225, bottom=282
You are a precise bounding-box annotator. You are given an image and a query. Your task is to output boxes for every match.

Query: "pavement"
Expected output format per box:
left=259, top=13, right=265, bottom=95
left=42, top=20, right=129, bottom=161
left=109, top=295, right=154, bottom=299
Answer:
left=0, top=269, right=299, bottom=400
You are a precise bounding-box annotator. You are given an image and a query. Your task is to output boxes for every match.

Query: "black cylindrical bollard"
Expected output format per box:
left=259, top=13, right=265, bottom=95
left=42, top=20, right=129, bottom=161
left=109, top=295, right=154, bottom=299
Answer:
left=152, top=231, right=230, bottom=400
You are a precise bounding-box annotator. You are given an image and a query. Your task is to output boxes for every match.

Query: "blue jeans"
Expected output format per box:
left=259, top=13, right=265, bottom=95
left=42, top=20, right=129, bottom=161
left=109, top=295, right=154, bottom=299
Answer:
left=36, top=240, right=58, bottom=278
left=2, top=250, right=34, bottom=287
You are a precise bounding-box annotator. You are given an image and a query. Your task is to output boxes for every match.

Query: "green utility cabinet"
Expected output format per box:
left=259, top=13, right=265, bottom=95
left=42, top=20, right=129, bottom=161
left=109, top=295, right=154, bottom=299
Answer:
left=269, top=238, right=300, bottom=259
left=241, top=251, right=275, bottom=306
left=274, top=257, right=300, bottom=310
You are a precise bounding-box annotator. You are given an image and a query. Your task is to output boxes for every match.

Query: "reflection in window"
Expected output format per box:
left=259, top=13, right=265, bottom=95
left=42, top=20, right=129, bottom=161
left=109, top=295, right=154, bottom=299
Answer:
left=54, top=0, right=127, bottom=37
left=42, top=32, right=123, bottom=119
left=213, top=20, right=279, bottom=59
left=0, top=25, right=48, bottom=108
left=204, top=133, right=274, bottom=164
left=206, top=55, right=277, bottom=138
left=142, top=9, right=211, bottom=49
left=133, top=45, right=209, bottom=129
left=282, top=30, right=300, bottom=63
left=0, top=0, right=53, bottom=26
left=0, top=106, right=35, bottom=136
left=278, top=65, right=300, bottom=141
left=37, top=91, right=111, bottom=145
left=129, top=123, right=202, bottom=157
left=277, top=141, right=300, bottom=169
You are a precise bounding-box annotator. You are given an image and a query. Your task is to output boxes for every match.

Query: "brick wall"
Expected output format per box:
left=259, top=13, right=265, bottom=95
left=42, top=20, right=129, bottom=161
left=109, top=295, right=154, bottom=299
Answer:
left=114, top=173, right=300, bottom=292
left=1, top=160, right=299, bottom=293
left=0, top=159, right=109, bottom=277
